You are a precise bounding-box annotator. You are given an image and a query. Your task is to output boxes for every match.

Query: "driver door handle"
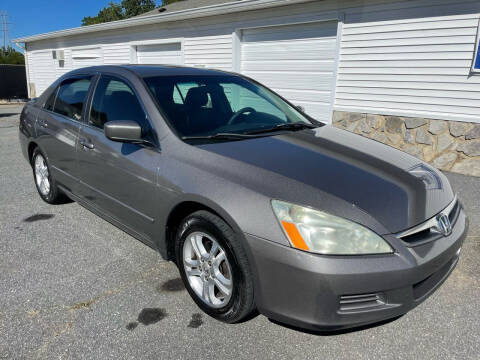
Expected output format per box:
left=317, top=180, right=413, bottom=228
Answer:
left=79, top=139, right=95, bottom=150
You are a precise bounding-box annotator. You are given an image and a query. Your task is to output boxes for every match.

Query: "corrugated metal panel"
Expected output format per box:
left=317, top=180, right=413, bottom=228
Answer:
left=240, top=21, right=338, bottom=122
left=336, top=2, right=480, bottom=123
left=136, top=43, right=183, bottom=64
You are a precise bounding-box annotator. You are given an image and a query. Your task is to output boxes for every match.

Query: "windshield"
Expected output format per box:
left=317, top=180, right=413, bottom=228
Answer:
left=143, top=75, right=318, bottom=140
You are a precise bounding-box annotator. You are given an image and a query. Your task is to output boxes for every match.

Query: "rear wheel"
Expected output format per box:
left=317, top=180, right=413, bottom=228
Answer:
left=175, top=210, right=256, bottom=323
left=32, top=148, right=69, bottom=204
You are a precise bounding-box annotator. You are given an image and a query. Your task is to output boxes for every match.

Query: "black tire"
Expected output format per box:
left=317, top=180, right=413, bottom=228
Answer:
left=175, top=210, right=256, bottom=323
left=31, top=147, right=70, bottom=204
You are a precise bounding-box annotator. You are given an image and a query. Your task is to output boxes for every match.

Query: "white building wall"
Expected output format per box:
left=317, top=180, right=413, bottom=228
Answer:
left=24, top=0, right=392, bottom=97
left=27, top=50, right=55, bottom=97
left=184, top=34, right=233, bottom=71
left=335, top=0, right=480, bottom=124
left=24, top=0, right=480, bottom=123
left=103, top=43, right=131, bottom=65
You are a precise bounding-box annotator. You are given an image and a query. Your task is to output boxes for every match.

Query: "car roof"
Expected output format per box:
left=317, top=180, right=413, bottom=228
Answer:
left=67, top=64, right=236, bottom=78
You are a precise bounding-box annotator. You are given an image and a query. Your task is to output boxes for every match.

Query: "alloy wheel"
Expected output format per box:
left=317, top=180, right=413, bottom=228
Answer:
left=34, top=154, right=50, bottom=196
left=183, top=231, right=233, bottom=308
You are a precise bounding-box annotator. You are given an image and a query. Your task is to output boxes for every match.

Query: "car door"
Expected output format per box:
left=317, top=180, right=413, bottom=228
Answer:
left=35, top=75, right=94, bottom=193
left=76, top=74, right=159, bottom=243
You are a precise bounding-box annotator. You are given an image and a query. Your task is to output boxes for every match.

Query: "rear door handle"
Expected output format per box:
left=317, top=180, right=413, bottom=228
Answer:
left=79, top=139, right=95, bottom=150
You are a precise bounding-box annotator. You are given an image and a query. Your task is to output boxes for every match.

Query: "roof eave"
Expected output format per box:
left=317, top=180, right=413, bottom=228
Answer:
left=13, top=0, right=313, bottom=43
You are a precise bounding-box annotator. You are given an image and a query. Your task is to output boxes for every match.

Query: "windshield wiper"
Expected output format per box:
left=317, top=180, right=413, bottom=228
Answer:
left=181, top=133, right=260, bottom=141
left=181, top=123, right=318, bottom=141
left=245, top=122, right=318, bottom=135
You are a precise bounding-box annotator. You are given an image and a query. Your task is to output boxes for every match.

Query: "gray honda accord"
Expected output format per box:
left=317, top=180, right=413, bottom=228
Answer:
left=19, top=65, right=467, bottom=331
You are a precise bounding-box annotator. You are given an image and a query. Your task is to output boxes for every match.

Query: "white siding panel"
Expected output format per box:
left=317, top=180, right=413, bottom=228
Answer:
left=342, top=18, right=479, bottom=35
left=72, top=57, right=103, bottom=68
left=276, top=89, right=332, bottom=104
left=71, top=47, right=103, bottom=68
left=29, top=50, right=55, bottom=96
left=246, top=72, right=334, bottom=91
left=337, top=86, right=480, bottom=100
left=340, top=60, right=473, bottom=68
left=341, top=52, right=474, bottom=61
left=336, top=1, right=480, bottom=123
left=242, top=23, right=336, bottom=42
left=71, top=47, right=101, bottom=58
left=23, top=0, right=480, bottom=123
left=338, top=74, right=480, bottom=84
left=103, top=44, right=131, bottom=64
left=243, top=60, right=335, bottom=72
left=340, top=44, right=476, bottom=54
left=343, top=27, right=477, bottom=41
left=341, top=35, right=476, bottom=48
left=241, top=40, right=337, bottom=61
left=137, top=43, right=183, bottom=65
left=337, top=93, right=480, bottom=108
left=184, top=35, right=232, bottom=70
left=241, top=21, right=338, bottom=122
left=336, top=98, right=480, bottom=116
left=337, top=81, right=480, bottom=92
left=339, top=67, right=469, bottom=75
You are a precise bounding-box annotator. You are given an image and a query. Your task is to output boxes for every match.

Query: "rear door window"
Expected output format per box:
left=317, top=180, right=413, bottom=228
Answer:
left=53, top=77, right=92, bottom=121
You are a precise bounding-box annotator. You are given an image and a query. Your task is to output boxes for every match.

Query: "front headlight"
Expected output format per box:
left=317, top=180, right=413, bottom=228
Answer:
left=272, top=200, right=393, bottom=255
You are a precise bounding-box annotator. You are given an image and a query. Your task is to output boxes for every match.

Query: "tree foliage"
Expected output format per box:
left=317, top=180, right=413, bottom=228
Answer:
left=82, top=2, right=123, bottom=26
left=0, top=46, right=25, bottom=65
left=122, top=0, right=157, bottom=18
left=82, top=0, right=156, bottom=26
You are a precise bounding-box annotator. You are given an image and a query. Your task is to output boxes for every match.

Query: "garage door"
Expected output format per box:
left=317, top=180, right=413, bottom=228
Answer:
left=72, top=47, right=103, bottom=69
left=136, top=43, right=183, bottom=65
left=241, top=21, right=338, bottom=122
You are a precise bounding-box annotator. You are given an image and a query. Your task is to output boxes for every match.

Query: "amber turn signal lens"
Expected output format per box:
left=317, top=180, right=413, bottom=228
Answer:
left=281, top=221, right=310, bottom=251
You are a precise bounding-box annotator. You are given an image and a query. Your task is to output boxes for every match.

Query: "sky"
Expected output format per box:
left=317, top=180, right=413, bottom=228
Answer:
left=0, top=0, right=125, bottom=46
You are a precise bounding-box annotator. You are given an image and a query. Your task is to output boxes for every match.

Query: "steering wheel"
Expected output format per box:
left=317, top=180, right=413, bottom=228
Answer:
left=227, top=107, right=257, bottom=125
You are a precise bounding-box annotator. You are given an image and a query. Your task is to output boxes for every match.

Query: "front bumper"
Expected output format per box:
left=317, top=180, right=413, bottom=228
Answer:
left=245, top=208, right=467, bottom=331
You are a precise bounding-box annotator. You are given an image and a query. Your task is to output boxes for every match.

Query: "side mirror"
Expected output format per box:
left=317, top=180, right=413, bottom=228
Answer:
left=104, top=121, right=143, bottom=143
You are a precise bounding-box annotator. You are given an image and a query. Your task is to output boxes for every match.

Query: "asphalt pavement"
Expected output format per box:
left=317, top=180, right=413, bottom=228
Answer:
left=1, top=104, right=479, bottom=360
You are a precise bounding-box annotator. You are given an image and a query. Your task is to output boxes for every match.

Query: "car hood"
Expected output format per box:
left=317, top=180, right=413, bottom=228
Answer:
left=197, top=126, right=454, bottom=234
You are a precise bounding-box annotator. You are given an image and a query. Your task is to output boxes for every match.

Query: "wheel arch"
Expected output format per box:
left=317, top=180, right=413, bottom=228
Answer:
left=27, top=141, right=39, bottom=165
left=162, top=196, right=245, bottom=262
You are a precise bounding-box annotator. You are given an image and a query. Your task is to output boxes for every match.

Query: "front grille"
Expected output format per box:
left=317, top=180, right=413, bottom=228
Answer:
left=339, top=293, right=385, bottom=312
left=401, top=228, right=438, bottom=244
left=395, top=196, right=459, bottom=246
left=448, top=200, right=460, bottom=224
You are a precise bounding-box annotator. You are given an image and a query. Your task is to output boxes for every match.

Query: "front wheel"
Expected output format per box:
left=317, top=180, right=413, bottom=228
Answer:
left=175, top=211, right=256, bottom=323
